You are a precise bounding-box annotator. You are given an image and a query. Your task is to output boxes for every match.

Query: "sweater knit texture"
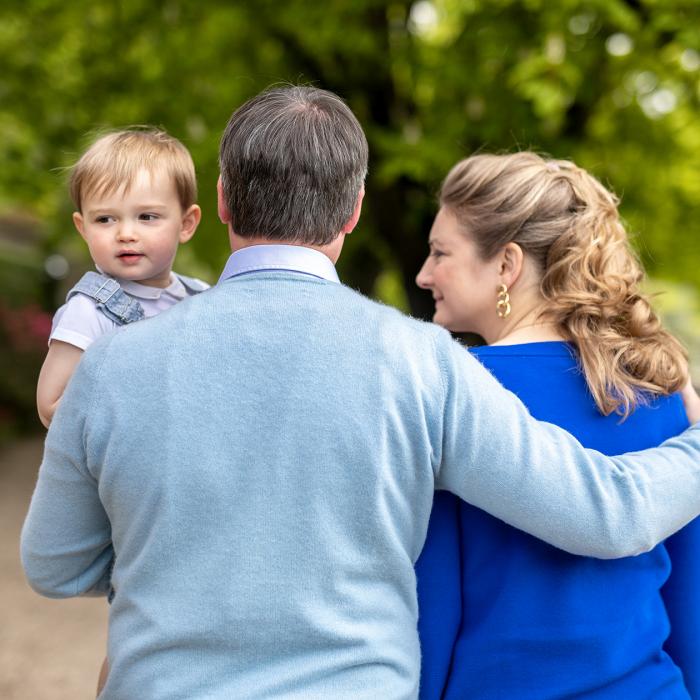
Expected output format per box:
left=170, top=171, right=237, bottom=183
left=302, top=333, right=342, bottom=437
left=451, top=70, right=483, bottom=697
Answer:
left=21, top=272, right=700, bottom=699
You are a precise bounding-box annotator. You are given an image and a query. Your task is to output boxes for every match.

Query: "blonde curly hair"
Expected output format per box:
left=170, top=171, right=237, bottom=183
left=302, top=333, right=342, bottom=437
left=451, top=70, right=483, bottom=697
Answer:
left=440, top=152, right=687, bottom=418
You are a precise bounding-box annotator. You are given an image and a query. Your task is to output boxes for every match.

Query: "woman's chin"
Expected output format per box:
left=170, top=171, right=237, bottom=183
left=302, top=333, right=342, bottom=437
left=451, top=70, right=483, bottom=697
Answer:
left=433, top=313, right=457, bottom=331
left=434, top=313, right=474, bottom=335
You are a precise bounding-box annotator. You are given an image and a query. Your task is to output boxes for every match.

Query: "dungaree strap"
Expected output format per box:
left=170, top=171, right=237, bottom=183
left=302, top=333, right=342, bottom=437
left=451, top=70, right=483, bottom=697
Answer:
left=66, top=271, right=145, bottom=326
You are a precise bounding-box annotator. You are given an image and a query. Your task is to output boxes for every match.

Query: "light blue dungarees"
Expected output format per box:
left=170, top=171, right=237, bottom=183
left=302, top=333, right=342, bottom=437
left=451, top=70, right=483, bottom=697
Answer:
left=66, top=271, right=208, bottom=326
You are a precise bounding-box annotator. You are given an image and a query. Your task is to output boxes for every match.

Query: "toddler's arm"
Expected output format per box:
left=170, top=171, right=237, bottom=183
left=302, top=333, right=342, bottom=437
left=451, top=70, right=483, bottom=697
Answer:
left=36, top=340, right=84, bottom=428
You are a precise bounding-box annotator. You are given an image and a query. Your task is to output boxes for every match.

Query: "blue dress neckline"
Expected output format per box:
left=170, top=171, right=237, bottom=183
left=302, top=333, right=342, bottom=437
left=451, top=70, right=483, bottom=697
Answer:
left=471, top=340, right=576, bottom=357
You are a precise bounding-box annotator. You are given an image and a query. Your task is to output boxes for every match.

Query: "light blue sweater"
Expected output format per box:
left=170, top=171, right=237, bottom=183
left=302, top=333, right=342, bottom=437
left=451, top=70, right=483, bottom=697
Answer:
left=21, top=269, right=700, bottom=699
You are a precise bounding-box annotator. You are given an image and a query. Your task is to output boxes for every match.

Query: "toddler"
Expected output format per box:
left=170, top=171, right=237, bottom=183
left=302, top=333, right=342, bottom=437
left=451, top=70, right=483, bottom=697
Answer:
left=35, top=128, right=209, bottom=694
left=37, top=128, right=208, bottom=427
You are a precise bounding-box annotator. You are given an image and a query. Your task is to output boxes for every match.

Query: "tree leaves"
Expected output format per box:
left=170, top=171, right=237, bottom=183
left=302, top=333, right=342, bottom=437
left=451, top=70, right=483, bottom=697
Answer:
left=1, top=0, right=699, bottom=315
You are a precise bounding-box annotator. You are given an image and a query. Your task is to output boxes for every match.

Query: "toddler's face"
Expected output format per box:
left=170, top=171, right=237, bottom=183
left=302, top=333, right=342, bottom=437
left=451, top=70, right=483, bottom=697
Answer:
left=73, top=168, right=199, bottom=288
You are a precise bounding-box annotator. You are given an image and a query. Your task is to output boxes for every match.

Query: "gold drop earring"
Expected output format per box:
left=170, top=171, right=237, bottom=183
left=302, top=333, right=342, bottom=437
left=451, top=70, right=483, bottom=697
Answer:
left=496, top=284, right=511, bottom=319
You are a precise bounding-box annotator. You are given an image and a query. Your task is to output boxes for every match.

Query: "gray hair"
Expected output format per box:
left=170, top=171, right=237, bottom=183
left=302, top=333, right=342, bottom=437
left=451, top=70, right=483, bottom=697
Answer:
left=219, top=85, right=368, bottom=245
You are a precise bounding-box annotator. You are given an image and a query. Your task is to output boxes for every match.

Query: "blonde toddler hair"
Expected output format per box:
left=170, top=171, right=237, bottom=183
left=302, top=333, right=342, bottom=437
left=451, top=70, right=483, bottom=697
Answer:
left=440, top=152, right=687, bottom=418
left=69, top=128, right=197, bottom=212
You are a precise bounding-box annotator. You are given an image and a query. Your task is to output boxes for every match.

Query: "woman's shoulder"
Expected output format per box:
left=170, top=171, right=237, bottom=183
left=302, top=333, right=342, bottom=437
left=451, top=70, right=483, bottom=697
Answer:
left=469, top=340, right=687, bottom=450
left=468, top=341, right=579, bottom=390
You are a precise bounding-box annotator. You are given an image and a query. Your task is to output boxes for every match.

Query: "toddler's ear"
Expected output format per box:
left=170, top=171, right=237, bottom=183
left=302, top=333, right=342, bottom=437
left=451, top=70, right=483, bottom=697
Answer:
left=179, top=204, right=202, bottom=244
left=72, top=212, right=86, bottom=238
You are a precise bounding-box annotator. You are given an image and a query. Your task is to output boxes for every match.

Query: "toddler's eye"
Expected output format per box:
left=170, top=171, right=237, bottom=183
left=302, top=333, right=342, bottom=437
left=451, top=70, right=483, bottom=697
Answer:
left=95, top=215, right=113, bottom=224
left=139, top=213, right=159, bottom=221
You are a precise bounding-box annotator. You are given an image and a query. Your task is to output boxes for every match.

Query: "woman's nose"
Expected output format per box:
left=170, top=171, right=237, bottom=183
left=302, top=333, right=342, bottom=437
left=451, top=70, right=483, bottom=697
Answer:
left=416, top=260, right=432, bottom=289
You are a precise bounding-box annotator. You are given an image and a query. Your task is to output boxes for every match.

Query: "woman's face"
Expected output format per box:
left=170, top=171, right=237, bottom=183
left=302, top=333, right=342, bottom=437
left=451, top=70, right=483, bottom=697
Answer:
left=416, top=207, right=501, bottom=334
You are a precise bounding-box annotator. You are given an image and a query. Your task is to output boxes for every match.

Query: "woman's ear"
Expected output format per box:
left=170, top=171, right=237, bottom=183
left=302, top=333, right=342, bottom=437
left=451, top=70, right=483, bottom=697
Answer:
left=499, top=242, right=524, bottom=287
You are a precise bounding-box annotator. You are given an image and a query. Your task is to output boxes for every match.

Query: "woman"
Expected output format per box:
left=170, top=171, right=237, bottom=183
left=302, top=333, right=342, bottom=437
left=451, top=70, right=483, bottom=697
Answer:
left=414, top=152, right=700, bottom=699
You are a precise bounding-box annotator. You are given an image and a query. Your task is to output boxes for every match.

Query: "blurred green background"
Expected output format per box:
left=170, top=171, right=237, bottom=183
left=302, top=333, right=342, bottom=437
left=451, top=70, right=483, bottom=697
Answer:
left=2, top=0, right=700, bottom=441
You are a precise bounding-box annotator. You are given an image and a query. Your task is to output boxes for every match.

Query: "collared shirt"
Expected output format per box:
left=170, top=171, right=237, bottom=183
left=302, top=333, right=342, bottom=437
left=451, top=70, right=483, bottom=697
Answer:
left=50, top=273, right=195, bottom=350
left=119, top=276, right=189, bottom=301
left=218, top=244, right=340, bottom=285
left=93, top=265, right=191, bottom=302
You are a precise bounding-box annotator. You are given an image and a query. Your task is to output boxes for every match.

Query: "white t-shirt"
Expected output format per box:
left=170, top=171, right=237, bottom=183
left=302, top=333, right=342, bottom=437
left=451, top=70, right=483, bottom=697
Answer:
left=50, top=274, right=209, bottom=351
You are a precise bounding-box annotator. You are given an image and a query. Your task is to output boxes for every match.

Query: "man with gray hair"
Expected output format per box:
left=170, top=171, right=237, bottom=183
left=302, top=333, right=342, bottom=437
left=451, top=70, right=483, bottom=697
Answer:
left=21, top=86, right=700, bottom=699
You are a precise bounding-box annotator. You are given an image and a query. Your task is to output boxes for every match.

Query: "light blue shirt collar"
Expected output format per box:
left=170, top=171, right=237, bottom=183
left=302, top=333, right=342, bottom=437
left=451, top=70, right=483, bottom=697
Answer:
left=218, top=244, right=340, bottom=285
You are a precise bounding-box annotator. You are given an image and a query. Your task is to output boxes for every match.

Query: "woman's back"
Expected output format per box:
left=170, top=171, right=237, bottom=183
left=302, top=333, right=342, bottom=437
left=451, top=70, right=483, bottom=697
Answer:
left=417, top=341, right=699, bottom=699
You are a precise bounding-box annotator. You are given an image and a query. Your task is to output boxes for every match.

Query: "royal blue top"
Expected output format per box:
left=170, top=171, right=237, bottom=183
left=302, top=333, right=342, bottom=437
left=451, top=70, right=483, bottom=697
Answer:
left=416, top=341, right=700, bottom=699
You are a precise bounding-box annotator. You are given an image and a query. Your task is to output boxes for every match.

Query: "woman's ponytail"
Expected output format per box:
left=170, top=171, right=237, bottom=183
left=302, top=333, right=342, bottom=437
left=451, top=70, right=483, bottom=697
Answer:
left=440, top=152, right=687, bottom=418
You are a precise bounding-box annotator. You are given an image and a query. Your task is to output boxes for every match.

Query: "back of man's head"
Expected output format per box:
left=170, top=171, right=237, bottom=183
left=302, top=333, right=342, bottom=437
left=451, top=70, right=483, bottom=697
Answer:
left=219, top=85, right=368, bottom=246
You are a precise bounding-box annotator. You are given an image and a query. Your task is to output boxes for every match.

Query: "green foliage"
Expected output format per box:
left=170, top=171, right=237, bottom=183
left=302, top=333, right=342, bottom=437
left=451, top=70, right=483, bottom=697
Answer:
left=2, top=0, right=700, bottom=297
left=2, top=0, right=700, bottom=434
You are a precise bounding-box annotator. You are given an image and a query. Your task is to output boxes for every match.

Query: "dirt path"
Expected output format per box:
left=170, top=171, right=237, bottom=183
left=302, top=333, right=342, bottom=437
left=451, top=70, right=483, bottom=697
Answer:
left=0, top=437, right=107, bottom=699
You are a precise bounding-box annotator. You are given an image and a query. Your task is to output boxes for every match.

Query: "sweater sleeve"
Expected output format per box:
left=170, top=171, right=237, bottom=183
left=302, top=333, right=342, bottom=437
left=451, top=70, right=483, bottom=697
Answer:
left=20, top=340, right=114, bottom=598
left=431, top=330, right=700, bottom=559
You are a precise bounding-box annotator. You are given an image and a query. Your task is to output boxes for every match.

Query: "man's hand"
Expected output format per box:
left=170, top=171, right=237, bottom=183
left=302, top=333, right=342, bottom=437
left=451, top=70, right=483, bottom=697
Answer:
left=681, top=377, right=700, bottom=426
